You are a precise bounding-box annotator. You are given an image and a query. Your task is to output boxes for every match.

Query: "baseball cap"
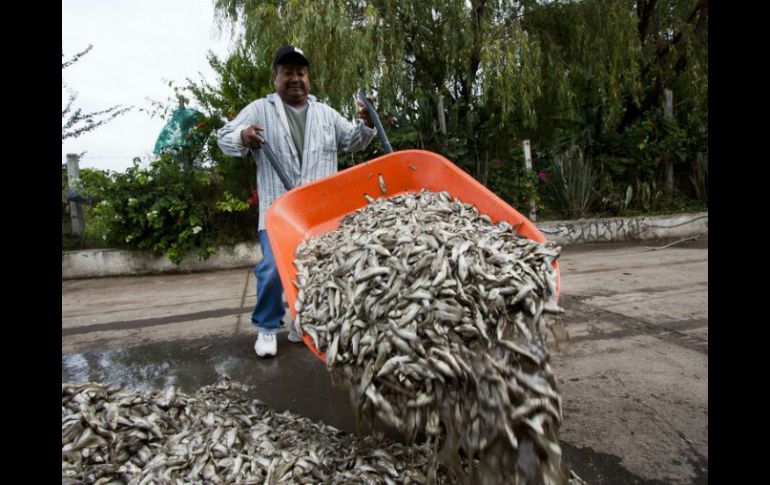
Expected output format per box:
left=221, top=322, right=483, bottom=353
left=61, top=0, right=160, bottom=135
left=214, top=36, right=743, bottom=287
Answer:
left=273, top=46, right=310, bottom=67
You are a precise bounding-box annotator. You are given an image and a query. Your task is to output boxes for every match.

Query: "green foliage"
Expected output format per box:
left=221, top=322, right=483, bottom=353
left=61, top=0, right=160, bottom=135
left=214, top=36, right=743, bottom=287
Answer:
left=596, top=109, right=685, bottom=178
left=214, top=0, right=378, bottom=115
left=210, top=0, right=706, bottom=220
left=542, top=145, right=597, bottom=219
left=62, top=164, right=116, bottom=249
left=186, top=45, right=274, bottom=119
left=65, top=1, right=708, bottom=258
left=488, top=162, right=540, bottom=214
left=633, top=179, right=666, bottom=213
left=216, top=191, right=251, bottom=212
left=63, top=153, right=260, bottom=261
left=593, top=172, right=622, bottom=217
left=90, top=156, right=218, bottom=264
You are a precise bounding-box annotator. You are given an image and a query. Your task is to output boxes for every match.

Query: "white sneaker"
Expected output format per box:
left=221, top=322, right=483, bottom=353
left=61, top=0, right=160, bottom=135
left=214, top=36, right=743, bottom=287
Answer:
left=254, top=333, right=277, bottom=357
left=288, top=321, right=303, bottom=343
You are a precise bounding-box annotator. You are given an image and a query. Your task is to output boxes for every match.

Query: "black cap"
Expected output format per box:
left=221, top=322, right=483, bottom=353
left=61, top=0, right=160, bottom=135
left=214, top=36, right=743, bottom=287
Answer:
left=273, top=46, right=310, bottom=68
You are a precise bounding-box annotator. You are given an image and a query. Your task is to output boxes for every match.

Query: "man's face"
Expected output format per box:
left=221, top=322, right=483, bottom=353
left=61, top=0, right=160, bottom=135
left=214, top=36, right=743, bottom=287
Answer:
left=274, top=63, right=310, bottom=106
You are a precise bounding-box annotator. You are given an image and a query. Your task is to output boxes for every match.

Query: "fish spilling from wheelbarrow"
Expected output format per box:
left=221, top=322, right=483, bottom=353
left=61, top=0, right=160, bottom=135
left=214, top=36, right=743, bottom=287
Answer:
left=60, top=189, right=585, bottom=484
left=294, top=189, right=571, bottom=484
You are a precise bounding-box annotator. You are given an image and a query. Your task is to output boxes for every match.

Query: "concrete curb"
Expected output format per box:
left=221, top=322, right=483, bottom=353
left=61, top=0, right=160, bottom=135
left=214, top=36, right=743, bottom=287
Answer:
left=536, top=212, right=708, bottom=246
left=63, top=242, right=263, bottom=280
left=62, top=212, right=707, bottom=279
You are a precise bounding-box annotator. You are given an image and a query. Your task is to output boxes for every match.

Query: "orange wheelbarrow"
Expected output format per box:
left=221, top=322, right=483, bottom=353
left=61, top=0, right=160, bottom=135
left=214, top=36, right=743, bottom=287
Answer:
left=265, top=94, right=559, bottom=362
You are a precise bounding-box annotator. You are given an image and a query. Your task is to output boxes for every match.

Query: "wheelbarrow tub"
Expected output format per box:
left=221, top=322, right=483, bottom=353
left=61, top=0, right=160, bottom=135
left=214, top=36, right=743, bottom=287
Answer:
left=265, top=149, right=560, bottom=362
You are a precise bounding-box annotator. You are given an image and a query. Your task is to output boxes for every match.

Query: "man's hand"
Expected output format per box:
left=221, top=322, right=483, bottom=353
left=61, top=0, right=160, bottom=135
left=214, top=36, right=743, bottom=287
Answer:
left=356, top=97, right=375, bottom=129
left=240, top=124, right=266, bottom=150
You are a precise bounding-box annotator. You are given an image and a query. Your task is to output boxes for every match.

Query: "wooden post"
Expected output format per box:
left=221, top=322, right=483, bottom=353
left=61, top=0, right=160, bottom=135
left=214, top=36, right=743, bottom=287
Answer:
left=437, top=92, right=447, bottom=147
left=177, top=95, right=190, bottom=169
left=664, top=89, right=674, bottom=197
left=66, top=153, right=85, bottom=237
left=522, top=140, right=537, bottom=221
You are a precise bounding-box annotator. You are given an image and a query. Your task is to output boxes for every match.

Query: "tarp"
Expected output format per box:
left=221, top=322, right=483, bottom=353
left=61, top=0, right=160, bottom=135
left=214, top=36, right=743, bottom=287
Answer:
left=153, top=108, right=205, bottom=155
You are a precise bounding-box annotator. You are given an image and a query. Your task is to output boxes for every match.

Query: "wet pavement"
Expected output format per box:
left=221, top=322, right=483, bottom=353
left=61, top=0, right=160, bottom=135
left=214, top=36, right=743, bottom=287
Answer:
left=62, top=237, right=708, bottom=484
left=62, top=332, right=356, bottom=432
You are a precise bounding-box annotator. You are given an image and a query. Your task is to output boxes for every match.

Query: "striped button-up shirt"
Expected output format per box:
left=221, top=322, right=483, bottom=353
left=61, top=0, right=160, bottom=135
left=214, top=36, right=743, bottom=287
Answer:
left=217, top=93, right=377, bottom=230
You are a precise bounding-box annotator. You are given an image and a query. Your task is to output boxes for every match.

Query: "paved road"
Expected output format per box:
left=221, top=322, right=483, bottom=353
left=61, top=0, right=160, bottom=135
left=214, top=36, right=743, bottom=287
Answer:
left=62, top=237, right=708, bottom=484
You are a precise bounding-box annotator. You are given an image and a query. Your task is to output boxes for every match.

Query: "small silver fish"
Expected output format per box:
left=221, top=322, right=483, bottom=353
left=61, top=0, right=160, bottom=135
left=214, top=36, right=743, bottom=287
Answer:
left=378, top=174, right=387, bottom=194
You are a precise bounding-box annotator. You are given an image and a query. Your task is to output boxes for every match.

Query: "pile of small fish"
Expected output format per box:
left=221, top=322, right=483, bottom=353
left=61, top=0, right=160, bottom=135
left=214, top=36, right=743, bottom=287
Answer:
left=294, top=190, right=568, bottom=484
left=62, top=377, right=451, bottom=484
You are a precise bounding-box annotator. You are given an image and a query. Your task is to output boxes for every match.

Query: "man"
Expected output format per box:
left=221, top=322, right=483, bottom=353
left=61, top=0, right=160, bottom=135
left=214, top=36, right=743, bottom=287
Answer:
left=217, top=46, right=376, bottom=357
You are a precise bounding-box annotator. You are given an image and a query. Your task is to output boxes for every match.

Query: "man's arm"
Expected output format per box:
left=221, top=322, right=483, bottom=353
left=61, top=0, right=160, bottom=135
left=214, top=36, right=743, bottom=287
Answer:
left=216, top=101, right=263, bottom=157
left=333, top=109, right=377, bottom=153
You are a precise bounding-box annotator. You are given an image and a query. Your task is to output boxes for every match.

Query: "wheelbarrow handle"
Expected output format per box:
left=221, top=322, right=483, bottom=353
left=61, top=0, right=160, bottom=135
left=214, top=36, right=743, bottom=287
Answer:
left=357, top=90, right=393, bottom=154
left=251, top=141, right=294, bottom=192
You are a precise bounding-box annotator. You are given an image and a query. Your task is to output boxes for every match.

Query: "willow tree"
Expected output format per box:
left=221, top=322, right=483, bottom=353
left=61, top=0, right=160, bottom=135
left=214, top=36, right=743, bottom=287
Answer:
left=212, top=0, right=707, bottom=208
left=523, top=1, right=707, bottom=158
left=212, top=0, right=548, bottom=172
left=214, top=0, right=379, bottom=114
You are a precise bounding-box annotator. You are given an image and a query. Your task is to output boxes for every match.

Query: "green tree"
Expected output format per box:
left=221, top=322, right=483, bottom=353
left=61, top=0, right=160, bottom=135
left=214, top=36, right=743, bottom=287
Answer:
left=208, top=0, right=706, bottom=216
left=136, top=45, right=272, bottom=255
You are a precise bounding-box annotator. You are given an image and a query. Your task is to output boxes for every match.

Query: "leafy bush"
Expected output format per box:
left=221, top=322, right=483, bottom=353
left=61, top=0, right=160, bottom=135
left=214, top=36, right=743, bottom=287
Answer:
left=542, top=145, right=597, bottom=219
left=91, top=156, right=218, bottom=264
left=62, top=164, right=115, bottom=249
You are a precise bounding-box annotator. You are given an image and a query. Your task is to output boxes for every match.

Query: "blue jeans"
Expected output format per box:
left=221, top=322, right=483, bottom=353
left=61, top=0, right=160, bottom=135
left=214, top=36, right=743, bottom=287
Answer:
left=251, top=230, right=285, bottom=334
